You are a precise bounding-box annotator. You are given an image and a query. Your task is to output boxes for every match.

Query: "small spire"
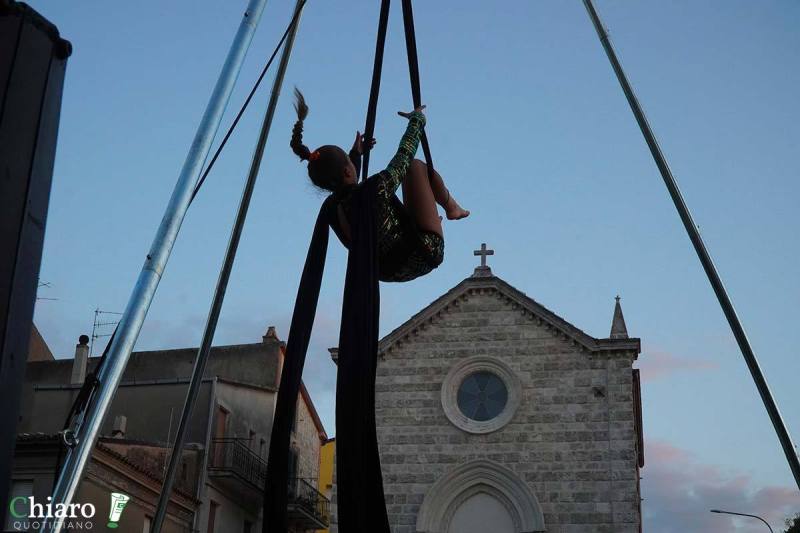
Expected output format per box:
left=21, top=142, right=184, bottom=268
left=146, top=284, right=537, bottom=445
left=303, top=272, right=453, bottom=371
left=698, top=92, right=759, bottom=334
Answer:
left=610, top=295, right=628, bottom=339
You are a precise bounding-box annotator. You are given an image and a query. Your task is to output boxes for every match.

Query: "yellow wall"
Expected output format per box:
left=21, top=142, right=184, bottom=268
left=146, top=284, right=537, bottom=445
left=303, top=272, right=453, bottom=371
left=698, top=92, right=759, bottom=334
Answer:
left=317, top=439, right=335, bottom=533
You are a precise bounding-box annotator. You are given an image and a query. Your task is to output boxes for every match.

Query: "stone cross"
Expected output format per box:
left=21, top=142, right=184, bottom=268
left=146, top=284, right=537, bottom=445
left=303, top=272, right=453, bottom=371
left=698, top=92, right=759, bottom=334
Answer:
left=473, top=243, right=494, bottom=268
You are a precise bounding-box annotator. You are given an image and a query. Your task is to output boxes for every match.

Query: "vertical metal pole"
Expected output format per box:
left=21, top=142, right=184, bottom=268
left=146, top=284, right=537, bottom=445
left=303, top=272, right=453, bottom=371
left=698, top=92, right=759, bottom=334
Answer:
left=582, top=0, right=800, bottom=490
left=44, top=1, right=270, bottom=528
left=150, top=1, right=305, bottom=530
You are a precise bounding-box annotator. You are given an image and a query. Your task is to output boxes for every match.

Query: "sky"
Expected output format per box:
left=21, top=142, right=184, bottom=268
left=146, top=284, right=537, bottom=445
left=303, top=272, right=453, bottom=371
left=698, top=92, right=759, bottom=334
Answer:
left=28, top=0, right=799, bottom=531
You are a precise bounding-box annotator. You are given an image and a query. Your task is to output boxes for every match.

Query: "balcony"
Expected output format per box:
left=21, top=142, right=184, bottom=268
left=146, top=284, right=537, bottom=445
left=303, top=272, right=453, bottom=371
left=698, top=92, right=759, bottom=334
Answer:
left=208, top=438, right=268, bottom=506
left=287, top=477, right=330, bottom=530
left=208, top=439, right=329, bottom=527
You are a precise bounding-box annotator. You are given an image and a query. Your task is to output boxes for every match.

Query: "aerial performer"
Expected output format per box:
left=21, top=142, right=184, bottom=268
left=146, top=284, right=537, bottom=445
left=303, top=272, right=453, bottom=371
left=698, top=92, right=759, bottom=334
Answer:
left=263, top=89, right=467, bottom=533
left=290, top=89, right=469, bottom=282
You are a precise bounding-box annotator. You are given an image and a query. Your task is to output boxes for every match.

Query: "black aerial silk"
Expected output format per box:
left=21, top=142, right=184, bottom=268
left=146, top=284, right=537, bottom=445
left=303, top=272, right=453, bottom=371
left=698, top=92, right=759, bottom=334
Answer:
left=264, top=1, right=432, bottom=526
left=263, top=177, right=389, bottom=533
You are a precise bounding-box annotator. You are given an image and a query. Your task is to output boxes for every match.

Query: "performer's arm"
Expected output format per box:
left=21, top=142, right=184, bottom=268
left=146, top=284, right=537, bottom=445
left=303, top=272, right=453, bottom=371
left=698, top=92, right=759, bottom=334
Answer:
left=348, top=148, right=362, bottom=178
left=373, top=111, right=425, bottom=197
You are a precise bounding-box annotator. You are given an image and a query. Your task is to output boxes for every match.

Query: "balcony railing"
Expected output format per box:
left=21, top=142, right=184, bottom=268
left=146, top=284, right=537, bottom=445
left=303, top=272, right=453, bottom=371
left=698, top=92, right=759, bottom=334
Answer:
left=208, top=439, right=329, bottom=528
left=288, top=477, right=330, bottom=529
left=209, top=438, right=267, bottom=490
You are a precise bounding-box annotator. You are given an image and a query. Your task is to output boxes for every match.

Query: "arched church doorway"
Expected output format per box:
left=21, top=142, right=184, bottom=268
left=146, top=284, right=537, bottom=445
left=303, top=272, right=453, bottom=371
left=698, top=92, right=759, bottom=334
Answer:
left=446, top=491, right=516, bottom=533
left=416, top=459, right=545, bottom=533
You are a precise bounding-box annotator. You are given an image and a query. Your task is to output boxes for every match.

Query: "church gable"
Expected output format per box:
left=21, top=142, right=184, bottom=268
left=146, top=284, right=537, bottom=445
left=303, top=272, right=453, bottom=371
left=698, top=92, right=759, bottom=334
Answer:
left=379, top=271, right=640, bottom=357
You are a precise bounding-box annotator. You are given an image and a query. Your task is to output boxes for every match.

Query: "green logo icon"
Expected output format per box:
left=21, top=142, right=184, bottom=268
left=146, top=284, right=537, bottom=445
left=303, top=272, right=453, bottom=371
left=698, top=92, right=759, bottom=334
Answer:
left=107, top=492, right=130, bottom=529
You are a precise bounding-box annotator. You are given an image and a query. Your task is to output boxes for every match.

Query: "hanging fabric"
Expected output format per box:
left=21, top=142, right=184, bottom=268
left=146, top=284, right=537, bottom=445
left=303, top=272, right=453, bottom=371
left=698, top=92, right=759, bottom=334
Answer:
left=361, top=0, right=391, bottom=180
left=263, top=202, right=332, bottom=531
left=400, top=0, right=436, bottom=182
left=263, top=1, right=432, bottom=531
left=262, top=181, right=388, bottom=532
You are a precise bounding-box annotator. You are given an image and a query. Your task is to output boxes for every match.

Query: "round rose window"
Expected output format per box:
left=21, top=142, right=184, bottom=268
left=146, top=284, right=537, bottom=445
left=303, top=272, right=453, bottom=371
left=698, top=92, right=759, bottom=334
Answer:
left=441, top=356, right=521, bottom=434
left=456, top=371, right=509, bottom=421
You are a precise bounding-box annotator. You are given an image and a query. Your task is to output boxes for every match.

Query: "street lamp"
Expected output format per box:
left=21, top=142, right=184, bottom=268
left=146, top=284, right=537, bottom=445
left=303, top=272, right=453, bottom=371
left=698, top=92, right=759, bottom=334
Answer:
left=710, top=509, right=773, bottom=532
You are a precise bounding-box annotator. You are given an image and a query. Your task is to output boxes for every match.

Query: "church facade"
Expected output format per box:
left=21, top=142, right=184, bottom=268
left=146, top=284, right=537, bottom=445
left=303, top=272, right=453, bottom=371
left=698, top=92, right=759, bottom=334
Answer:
left=331, top=250, right=643, bottom=533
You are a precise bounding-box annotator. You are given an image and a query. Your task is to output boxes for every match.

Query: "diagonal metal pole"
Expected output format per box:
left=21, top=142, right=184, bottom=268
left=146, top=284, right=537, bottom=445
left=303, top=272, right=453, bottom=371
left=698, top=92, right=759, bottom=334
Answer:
left=150, top=1, right=306, bottom=531
left=43, top=1, right=270, bottom=529
left=582, top=0, right=800, bottom=490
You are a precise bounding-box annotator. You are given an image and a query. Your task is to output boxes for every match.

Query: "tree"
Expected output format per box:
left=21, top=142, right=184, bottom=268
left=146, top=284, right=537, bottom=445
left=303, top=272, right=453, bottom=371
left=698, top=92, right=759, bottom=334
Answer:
left=785, top=513, right=800, bottom=533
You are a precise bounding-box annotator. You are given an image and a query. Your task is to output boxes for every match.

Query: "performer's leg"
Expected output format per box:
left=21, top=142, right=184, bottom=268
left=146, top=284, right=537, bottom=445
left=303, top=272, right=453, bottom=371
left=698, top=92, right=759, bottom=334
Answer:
left=405, top=159, right=470, bottom=222
left=402, top=159, right=444, bottom=236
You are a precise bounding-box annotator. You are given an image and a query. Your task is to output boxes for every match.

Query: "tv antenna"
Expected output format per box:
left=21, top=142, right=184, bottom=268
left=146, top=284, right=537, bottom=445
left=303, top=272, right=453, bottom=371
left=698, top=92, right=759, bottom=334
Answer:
left=90, top=308, right=122, bottom=356
left=36, top=279, right=58, bottom=301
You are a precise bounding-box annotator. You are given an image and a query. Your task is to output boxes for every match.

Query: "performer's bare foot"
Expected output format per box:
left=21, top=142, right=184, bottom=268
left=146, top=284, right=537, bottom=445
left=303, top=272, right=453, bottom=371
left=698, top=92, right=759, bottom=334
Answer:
left=445, top=196, right=470, bottom=220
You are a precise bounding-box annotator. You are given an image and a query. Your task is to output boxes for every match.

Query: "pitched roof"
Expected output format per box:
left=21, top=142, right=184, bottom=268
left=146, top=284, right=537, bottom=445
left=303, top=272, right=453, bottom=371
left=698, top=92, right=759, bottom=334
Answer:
left=29, top=323, right=54, bottom=361
left=300, top=381, right=328, bottom=441
left=14, top=434, right=198, bottom=502
left=279, top=343, right=328, bottom=441
left=379, top=272, right=640, bottom=355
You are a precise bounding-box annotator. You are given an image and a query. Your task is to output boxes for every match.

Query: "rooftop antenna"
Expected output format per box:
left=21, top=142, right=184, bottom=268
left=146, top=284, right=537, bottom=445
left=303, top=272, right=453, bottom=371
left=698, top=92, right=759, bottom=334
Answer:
left=90, top=308, right=122, bottom=357
left=36, top=280, right=58, bottom=302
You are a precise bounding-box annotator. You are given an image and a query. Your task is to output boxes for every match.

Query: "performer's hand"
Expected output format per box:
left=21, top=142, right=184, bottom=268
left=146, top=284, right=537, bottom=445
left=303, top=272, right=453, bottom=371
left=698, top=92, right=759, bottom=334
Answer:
left=397, top=105, right=426, bottom=119
left=352, top=131, right=377, bottom=154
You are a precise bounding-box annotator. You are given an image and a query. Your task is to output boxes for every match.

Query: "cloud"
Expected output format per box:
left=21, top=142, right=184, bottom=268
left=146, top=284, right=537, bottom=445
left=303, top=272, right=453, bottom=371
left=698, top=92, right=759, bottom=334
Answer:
left=637, top=349, right=719, bottom=382
left=643, top=440, right=799, bottom=532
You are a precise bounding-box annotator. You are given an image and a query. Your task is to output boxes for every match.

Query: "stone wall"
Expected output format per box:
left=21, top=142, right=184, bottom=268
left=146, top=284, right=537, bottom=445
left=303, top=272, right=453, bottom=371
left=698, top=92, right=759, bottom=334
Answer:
left=293, top=394, right=322, bottom=482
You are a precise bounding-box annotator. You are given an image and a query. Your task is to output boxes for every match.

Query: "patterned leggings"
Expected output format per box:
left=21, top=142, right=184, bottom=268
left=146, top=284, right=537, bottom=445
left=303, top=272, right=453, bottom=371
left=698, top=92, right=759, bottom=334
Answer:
left=385, top=230, right=444, bottom=282
left=419, top=230, right=445, bottom=267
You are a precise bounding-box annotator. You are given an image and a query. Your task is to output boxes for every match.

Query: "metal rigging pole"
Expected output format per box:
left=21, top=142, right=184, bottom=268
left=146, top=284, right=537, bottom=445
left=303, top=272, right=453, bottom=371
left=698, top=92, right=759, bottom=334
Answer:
left=150, top=0, right=306, bottom=530
left=44, top=1, right=271, bottom=529
left=581, top=0, right=800, bottom=490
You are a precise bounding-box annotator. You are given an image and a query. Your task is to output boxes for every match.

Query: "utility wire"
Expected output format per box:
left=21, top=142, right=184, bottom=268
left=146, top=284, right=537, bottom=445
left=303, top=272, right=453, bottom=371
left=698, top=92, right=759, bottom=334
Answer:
left=190, top=0, right=307, bottom=204
left=53, top=0, right=308, bottom=491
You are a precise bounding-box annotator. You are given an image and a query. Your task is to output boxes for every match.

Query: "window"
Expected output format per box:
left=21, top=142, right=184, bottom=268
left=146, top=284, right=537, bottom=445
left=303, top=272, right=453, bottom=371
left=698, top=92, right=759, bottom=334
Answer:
left=142, top=515, right=152, bottom=533
left=213, top=406, right=229, bottom=466
left=207, top=501, right=219, bottom=533
left=288, top=448, right=299, bottom=478
left=457, top=371, right=508, bottom=421
left=215, top=406, right=229, bottom=440
left=5, top=480, right=33, bottom=530
left=441, top=356, right=521, bottom=434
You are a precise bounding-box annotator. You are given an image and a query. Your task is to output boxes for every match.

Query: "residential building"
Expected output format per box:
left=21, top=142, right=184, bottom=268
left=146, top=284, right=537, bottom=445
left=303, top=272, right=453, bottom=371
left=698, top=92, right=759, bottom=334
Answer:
left=9, top=325, right=330, bottom=533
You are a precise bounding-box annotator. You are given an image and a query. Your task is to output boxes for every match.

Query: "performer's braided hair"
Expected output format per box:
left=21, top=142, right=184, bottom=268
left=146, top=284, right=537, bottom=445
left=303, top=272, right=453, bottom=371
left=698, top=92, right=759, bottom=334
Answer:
left=290, top=88, right=350, bottom=192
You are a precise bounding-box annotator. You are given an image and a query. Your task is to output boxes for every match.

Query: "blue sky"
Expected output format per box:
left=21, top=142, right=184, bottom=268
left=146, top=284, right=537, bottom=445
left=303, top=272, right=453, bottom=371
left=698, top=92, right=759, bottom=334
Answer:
left=29, top=0, right=799, bottom=530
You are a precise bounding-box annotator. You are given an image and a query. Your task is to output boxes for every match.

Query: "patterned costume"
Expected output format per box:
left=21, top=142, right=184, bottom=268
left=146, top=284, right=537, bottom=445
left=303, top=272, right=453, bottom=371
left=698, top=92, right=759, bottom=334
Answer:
left=328, top=111, right=444, bottom=282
